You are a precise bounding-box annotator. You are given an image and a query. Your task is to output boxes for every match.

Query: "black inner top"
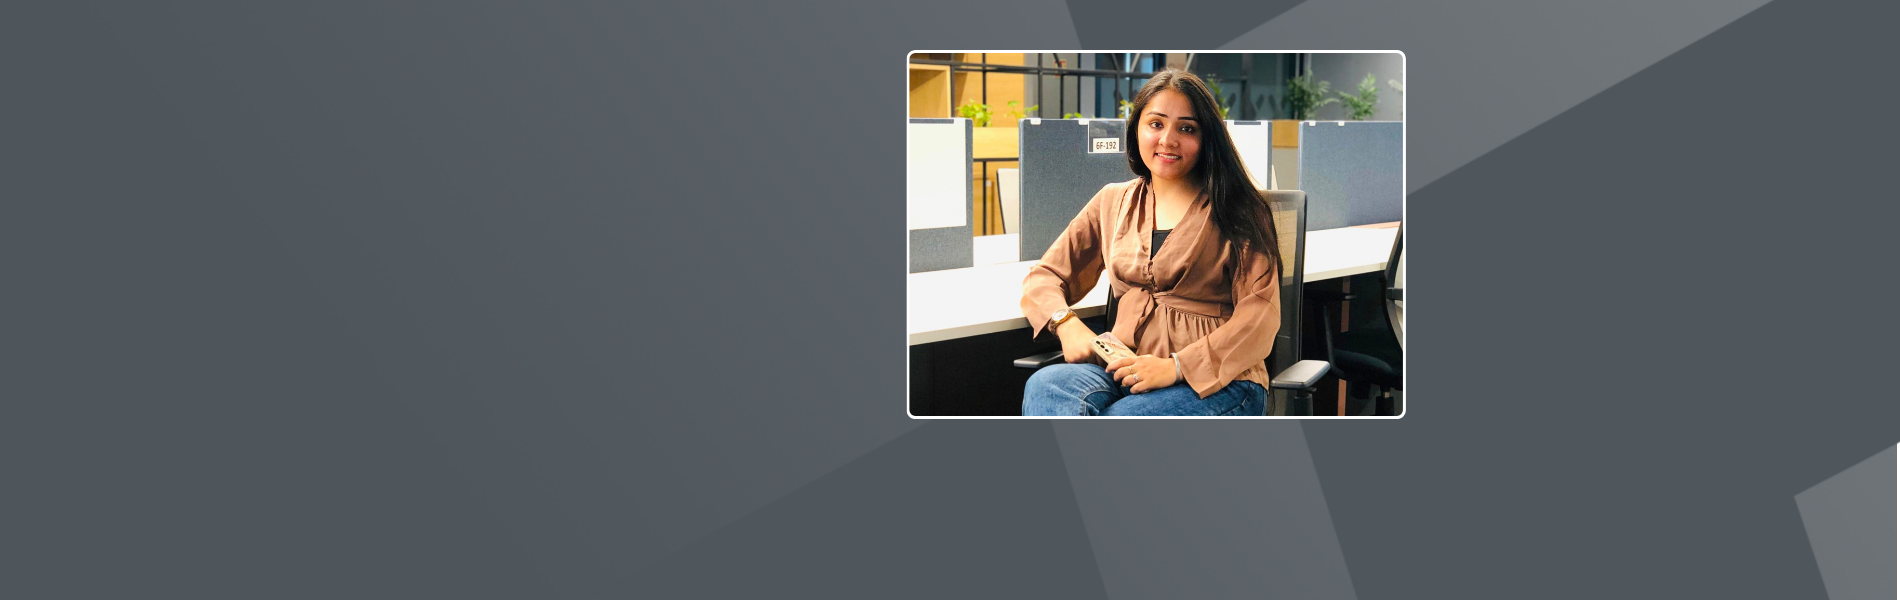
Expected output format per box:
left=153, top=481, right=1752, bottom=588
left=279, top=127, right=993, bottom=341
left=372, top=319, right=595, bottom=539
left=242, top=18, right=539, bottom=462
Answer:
left=1151, top=229, right=1171, bottom=258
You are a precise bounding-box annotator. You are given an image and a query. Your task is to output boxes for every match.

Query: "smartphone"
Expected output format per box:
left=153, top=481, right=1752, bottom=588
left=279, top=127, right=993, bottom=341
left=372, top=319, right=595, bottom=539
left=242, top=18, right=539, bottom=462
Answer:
left=1090, top=332, right=1137, bottom=364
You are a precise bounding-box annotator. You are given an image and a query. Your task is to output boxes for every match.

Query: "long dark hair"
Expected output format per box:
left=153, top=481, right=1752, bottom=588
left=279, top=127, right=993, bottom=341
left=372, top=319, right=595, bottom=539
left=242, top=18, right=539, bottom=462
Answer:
left=1123, top=69, right=1281, bottom=284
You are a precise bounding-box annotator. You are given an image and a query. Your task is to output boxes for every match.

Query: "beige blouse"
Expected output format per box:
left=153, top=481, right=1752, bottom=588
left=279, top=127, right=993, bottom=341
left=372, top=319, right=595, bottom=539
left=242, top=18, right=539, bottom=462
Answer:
left=1021, top=178, right=1281, bottom=398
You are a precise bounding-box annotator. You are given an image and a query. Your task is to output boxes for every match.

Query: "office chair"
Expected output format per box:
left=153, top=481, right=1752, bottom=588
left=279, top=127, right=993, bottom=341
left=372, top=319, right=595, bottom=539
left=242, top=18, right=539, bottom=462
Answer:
left=1015, top=190, right=1332, bottom=415
left=1311, top=225, right=1402, bottom=415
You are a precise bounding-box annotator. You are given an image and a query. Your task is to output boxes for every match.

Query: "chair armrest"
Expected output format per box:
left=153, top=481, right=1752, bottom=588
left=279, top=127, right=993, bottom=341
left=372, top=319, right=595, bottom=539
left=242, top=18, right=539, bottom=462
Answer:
left=1013, top=350, right=1065, bottom=369
left=1270, top=360, right=1332, bottom=389
left=1308, top=289, right=1355, bottom=302
left=1386, top=288, right=1402, bottom=301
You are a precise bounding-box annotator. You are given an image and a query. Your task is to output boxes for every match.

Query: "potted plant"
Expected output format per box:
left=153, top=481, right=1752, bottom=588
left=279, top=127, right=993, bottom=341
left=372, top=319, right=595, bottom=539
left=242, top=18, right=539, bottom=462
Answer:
left=1207, top=78, right=1234, bottom=119
left=1004, top=100, right=1037, bottom=123
left=1282, top=73, right=1338, bottom=121
left=957, top=100, right=1039, bottom=127
left=1338, top=74, right=1380, bottom=121
left=957, top=101, right=994, bottom=127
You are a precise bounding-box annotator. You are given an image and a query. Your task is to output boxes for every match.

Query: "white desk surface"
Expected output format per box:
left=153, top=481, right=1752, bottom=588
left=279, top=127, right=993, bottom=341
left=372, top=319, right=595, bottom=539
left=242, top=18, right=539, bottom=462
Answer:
left=909, top=226, right=1397, bottom=346
left=1303, top=226, right=1399, bottom=282
left=971, top=234, right=1021, bottom=266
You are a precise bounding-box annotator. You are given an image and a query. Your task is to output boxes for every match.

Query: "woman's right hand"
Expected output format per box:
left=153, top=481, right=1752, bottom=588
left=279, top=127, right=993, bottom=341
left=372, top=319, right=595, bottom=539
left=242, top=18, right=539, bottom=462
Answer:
left=1054, top=318, right=1100, bottom=365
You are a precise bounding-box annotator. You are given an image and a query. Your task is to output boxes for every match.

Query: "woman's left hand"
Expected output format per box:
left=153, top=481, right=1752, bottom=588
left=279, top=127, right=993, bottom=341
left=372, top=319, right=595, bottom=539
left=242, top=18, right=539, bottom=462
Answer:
left=1106, top=355, right=1180, bottom=394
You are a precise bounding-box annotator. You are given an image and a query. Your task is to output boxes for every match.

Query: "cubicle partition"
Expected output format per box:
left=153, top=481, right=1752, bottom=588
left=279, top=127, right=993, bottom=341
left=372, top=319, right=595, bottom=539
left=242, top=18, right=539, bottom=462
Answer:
left=1017, top=119, right=1131, bottom=261
left=908, top=118, right=974, bottom=273
left=1226, top=120, right=1273, bottom=190
left=1298, top=121, right=1403, bottom=230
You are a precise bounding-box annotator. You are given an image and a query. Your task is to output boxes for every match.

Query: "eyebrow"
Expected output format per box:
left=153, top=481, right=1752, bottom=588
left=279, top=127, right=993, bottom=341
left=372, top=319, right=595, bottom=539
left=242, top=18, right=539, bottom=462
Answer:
left=1144, top=111, right=1197, bottom=121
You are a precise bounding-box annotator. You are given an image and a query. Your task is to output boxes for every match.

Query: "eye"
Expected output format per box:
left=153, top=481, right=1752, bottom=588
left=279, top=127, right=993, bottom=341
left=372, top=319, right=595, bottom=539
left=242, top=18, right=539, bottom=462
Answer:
left=1179, top=124, right=1197, bottom=134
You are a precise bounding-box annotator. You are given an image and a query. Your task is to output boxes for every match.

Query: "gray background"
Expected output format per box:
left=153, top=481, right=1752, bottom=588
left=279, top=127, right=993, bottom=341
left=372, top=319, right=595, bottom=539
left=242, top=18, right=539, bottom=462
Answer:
left=4, top=1, right=1897, bottom=599
left=1799, top=447, right=1897, bottom=600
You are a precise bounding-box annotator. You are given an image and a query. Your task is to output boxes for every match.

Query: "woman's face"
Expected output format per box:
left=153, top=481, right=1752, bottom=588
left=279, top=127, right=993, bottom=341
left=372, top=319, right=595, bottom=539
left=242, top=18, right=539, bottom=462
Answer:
left=1137, top=89, right=1202, bottom=184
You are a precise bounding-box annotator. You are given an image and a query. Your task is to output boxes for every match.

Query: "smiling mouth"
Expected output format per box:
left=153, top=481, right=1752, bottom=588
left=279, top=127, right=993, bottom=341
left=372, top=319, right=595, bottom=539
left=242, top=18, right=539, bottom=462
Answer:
left=1156, top=153, right=1181, bottom=160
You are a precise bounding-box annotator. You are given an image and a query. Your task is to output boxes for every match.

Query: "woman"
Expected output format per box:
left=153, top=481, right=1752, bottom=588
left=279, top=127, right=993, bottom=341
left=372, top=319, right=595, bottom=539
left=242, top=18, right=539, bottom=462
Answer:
left=1020, top=69, right=1283, bottom=417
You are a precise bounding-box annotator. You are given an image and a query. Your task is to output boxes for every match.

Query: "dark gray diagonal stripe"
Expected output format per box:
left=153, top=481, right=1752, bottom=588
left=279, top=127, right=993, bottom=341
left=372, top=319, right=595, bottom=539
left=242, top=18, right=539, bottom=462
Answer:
left=1797, top=446, right=1897, bottom=600
left=1298, top=0, right=1900, bottom=596
left=1066, top=0, right=1311, bottom=49
left=1226, top=0, right=1773, bottom=194
left=621, top=0, right=1084, bottom=571
left=1052, top=421, right=1355, bottom=599
left=641, top=421, right=1106, bottom=599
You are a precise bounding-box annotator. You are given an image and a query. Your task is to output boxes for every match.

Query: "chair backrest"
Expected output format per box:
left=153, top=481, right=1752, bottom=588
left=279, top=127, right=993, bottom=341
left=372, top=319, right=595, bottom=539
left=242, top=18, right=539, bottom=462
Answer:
left=1104, top=190, right=1307, bottom=377
left=1264, top=190, right=1307, bottom=379
left=1384, top=225, right=1403, bottom=350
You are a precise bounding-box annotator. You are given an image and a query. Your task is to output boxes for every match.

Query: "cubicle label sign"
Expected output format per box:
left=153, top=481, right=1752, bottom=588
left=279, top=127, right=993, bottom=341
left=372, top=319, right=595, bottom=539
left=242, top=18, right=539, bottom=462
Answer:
left=1085, top=120, right=1125, bottom=154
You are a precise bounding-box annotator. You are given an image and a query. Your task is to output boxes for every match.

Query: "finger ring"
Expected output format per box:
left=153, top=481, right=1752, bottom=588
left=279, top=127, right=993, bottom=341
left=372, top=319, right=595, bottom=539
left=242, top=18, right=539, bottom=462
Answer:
left=1128, top=374, right=1140, bottom=383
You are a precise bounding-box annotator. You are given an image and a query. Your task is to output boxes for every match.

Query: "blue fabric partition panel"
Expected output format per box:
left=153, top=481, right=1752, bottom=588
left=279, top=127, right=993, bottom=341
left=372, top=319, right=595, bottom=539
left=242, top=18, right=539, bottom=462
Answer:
left=1019, top=119, right=1132, bottom=262
left=908, top=118, right=973, bottom=273
left=1298, top=121, right=1403, bottom=230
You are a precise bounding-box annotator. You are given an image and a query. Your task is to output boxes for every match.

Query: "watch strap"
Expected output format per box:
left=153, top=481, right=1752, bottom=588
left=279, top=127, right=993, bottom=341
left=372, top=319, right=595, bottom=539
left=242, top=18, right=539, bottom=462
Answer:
left=1050, top=308, right=1076, bottom=332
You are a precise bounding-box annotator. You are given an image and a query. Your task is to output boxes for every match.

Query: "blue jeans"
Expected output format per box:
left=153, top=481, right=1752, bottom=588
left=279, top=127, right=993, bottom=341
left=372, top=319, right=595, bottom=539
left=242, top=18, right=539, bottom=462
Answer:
left=1022, top=363, right=1267, bottom=416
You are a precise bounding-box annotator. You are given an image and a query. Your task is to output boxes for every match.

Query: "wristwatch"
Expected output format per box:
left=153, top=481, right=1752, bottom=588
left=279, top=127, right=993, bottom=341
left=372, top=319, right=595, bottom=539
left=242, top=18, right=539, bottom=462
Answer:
left=1049, top=307, right=1077, bottom=333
